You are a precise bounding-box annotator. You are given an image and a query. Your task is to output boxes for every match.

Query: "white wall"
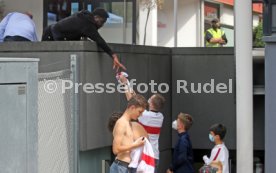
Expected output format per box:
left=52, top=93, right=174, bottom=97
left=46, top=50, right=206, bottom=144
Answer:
left=220, top=4, right=260, bottom=27
left=156, top=0, right=174, bottom=47
left=99, top=23, right=133, bottom=44
left=178, top=0, right=201, bottom=47
left=3, top=0, right=43, bottom=40
left=138, top=0, right=158, bottom=46
left=220, top=4, right=234, bottom=26
left=157, top=0, right=201, bottom=47
left=252, top=13, right=260, bottom=27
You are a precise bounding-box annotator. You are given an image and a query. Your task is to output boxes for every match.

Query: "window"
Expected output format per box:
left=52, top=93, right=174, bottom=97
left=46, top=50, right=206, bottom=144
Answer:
left=44, top=0, right=137, bottom=44
left=204, top=1, right=220, bottom=30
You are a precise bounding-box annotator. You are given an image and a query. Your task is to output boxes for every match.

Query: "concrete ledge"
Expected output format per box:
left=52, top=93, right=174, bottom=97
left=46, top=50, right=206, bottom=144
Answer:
left=263, top=35, right=276, bottom=42
left=253, top=48, right=265, bottom=63
left=172, top=47, right=234, bottom=55
left=0, top=41, right=171, bottom=55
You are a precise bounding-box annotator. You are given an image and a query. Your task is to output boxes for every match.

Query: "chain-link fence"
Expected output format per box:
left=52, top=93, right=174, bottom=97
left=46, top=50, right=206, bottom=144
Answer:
left=38, top=69, right=75, bottom=173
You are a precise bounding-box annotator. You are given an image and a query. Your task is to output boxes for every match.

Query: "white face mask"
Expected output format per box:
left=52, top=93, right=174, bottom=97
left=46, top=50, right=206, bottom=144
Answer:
left=172, top=120, right=177, bottom=130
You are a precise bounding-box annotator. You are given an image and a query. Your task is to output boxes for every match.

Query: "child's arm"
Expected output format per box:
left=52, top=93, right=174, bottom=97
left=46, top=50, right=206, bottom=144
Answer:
left=203, top=155, right=211, bottom=165
left=117, top=72, right=136, bottom=100
left=203, top=147, right=219, bottom=165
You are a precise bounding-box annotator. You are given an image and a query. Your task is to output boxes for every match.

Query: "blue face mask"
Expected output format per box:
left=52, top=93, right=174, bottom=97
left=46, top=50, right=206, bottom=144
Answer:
left=209, top=133, right=215, bottom=142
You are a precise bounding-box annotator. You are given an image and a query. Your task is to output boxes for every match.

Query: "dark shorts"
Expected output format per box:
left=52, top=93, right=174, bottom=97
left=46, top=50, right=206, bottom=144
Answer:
left=109, top=159, right=129, bottom=173
left=4, top=36, right=30, bottom=41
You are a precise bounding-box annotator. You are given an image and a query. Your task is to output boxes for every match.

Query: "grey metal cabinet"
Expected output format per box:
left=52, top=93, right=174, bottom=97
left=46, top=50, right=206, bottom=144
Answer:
left=0, top=58, right=38, bottom=173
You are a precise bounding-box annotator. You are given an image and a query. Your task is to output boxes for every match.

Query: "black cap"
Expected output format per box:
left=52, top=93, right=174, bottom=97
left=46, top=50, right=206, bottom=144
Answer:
left=92, top=8, right=109, bottom=19
left=211, top=18, right=219, bottom=23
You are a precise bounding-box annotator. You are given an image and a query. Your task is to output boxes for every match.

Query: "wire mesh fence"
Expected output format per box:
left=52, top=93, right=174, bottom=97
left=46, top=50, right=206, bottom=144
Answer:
left=38, top=69, right=74, bottom=173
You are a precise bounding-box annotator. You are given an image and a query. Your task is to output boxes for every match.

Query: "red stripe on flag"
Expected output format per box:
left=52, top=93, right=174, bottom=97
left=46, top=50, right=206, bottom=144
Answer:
left=141, top=153, right=155, bottom=167
left=139, top=123, right=161, bottom=134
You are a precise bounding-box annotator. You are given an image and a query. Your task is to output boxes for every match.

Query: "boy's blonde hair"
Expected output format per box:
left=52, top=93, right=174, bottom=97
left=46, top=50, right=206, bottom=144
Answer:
left=178, top=112, right=193, bottom=130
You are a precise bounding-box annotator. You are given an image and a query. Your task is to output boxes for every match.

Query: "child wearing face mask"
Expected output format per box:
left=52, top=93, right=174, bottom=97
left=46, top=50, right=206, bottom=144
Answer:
left=167, top=113, right=195, bottom=173
left=202, top=123, right=229, bottom=173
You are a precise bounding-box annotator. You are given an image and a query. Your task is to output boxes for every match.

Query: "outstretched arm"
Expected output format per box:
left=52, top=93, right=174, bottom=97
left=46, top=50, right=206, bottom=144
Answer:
left=86, top=28, right=126, bottom=71
left=118, top=74, right=136, bottom=101
left=112, top=54, right=126, bottom=72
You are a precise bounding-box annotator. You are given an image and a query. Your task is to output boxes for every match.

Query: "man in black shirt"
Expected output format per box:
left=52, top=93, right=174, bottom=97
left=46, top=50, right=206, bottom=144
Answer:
left=42, top=8, right=126, bottom=71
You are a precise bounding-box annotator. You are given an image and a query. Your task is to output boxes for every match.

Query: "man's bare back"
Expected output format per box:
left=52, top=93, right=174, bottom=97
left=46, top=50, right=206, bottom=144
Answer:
left=132, top=121, right=148, bottom=140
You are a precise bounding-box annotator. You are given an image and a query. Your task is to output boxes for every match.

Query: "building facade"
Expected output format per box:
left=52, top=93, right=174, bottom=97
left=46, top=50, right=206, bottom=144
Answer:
left=1, top=0, right=262, bottom=47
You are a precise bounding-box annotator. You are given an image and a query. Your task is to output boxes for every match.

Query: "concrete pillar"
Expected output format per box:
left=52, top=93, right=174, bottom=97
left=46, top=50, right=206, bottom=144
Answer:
left=234, top=0, right=253, bottom=172
left=264, top=34, right=276, bottom=173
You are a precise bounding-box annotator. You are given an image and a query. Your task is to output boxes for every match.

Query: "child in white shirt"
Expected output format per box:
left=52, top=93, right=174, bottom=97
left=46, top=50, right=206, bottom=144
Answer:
left=203, top=124, right=229, bottom=173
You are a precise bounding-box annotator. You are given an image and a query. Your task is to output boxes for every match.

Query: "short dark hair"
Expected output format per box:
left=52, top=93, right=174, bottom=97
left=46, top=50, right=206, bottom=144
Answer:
left=211, top=18, right=219, bottom=24
left=178, top=113, right=193, bottom=130
left=108, top=112, right=123, bottom=132
left=151, top=94, right=165, bottom=111
left=25, top=12, right=33, bottom=19
left=92, top=8, right=109, bottom=19
left=127, top=94, right=148, bottom=109
left=209, top=123, right=227, bottom=140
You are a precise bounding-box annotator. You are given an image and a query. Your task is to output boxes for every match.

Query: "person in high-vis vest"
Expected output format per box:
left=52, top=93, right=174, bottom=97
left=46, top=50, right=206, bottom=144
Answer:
left=205, top=18, right=228, bottom=47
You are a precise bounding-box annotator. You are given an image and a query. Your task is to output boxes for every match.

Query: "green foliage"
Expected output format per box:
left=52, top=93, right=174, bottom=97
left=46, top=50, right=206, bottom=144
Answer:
left=253, top=21, right=265, bottom=48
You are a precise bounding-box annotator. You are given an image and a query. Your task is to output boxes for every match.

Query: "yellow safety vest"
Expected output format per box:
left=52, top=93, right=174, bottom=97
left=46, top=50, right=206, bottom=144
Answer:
left=205, top=28, right=225, bottom=47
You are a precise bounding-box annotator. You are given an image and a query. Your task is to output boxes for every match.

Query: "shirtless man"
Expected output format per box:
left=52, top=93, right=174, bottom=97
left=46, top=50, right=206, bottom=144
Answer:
left=110, top=94, right=148, bottom=173
left=108, top=112, right=148, bottom=140
left=108, top=112, right=149, bottom=173
left=117, top=73, right=165, bottom=173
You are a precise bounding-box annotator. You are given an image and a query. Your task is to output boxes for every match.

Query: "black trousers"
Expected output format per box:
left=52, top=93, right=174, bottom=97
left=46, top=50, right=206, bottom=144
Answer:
left=4, top=36, right=30, bottom=41
left=41, top=25, right=54, bottom=41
